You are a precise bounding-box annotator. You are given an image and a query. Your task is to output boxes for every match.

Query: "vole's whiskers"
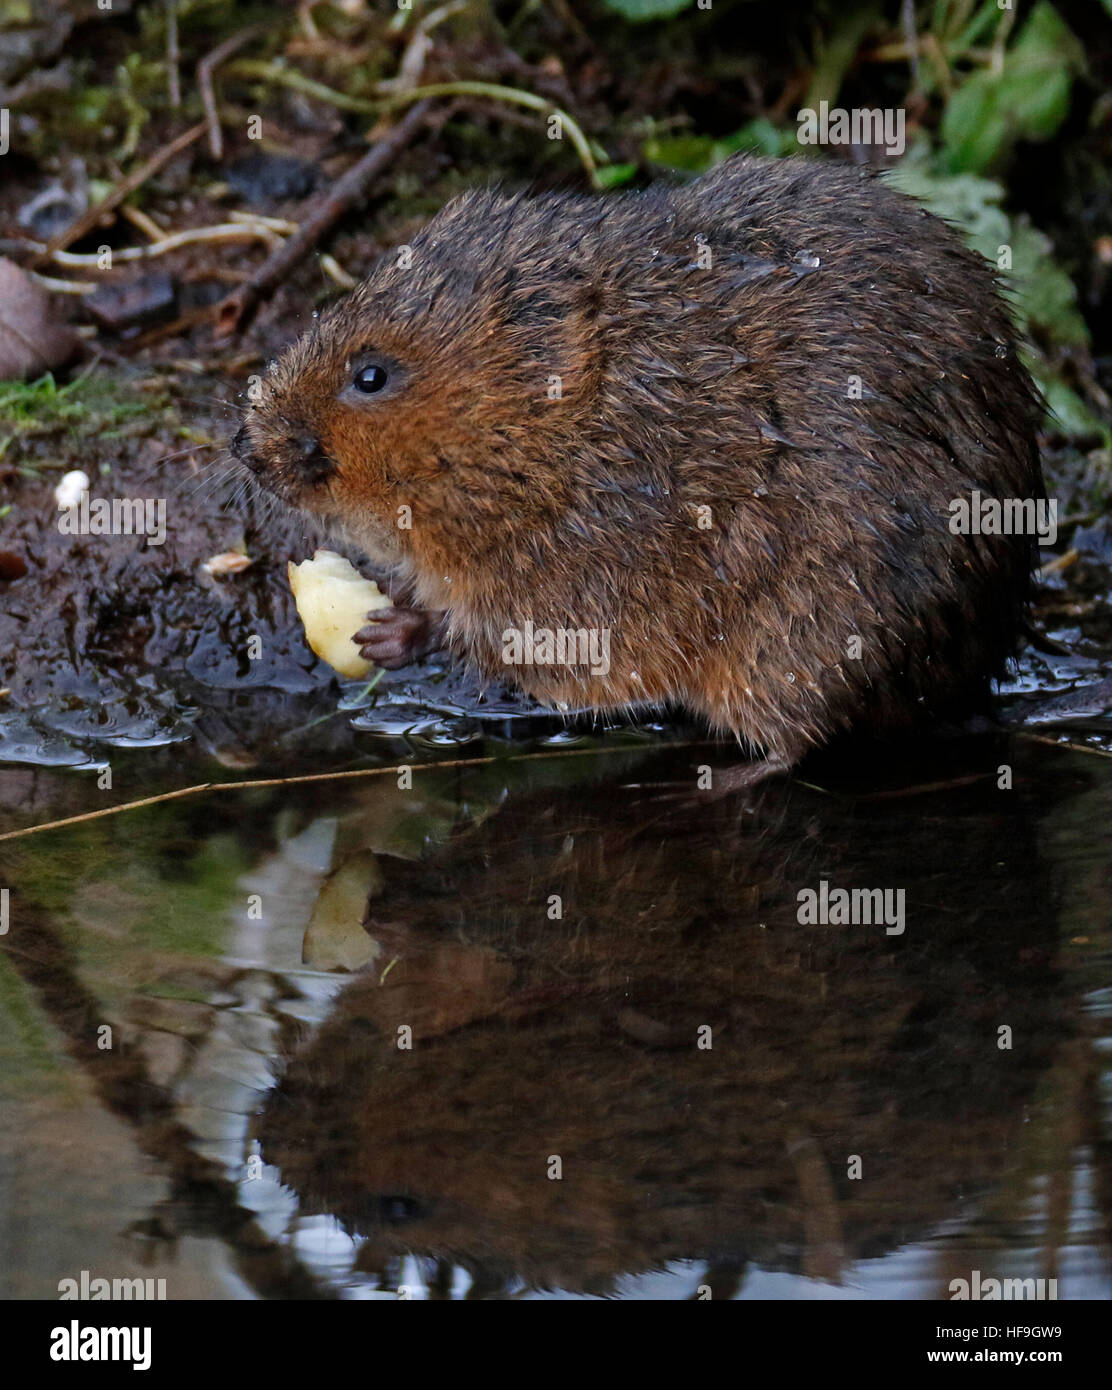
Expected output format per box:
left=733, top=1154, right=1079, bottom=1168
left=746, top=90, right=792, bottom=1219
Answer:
left=181, top=455, right=245, bottom=503
left=170, top=392, right=244, bottom=417
left=151, top=441, right=221, bottom=469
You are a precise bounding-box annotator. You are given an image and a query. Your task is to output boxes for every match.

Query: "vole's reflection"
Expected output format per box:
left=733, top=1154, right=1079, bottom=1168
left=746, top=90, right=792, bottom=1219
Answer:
left=258, top=743, right=1065, bottom=1296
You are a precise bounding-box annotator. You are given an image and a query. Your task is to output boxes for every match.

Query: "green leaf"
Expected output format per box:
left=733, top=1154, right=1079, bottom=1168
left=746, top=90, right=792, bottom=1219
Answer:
left=595, top=162, right=638, bottom=190
left=941, top=74, right=1011, bottom=173
left=941, top=1, right=1082, bottom=174
left=1038, top=373, right=1111, bottom=443
left=643, top=134, right=716, bottom=172
left=601, top=0, right=694, bottom=20
left=885, top=150, right=1011, bottom=245
left=712, top=118, right=797, bottom=160
left=1008, top=221, right=1090, bottom=346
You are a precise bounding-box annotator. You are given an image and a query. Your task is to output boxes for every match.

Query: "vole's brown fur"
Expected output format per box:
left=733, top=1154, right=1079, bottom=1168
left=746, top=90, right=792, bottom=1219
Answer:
left=235, top=154, right=1044, bottom=768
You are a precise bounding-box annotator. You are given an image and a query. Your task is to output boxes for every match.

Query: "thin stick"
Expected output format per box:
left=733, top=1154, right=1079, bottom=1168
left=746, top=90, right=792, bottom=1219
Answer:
left=225, top=63, right=600, bottom=185
left=28, top=221, right=284, bottom=265
left=198, top=24, right=266, bottom=161
left=227, top=59, right=379, bottom=114
left=215, top=99, right=435, bottom=337
left=27, top=122, right=207, bottom=270
left=1016, top=732, right=1112, bottom=759
left=0, top=739, right=715, bottom=845
left=165, top=0, right=181, bottom=109
left=377, top=81, right=599, bottom=185
left=120, top=203, right=168, bottom=242
left=27, top=271, right=95, bottom=294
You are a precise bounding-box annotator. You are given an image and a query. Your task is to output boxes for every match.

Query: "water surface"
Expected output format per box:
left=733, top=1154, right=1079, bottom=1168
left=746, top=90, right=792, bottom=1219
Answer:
left=1, top=733, right=1109, bottom=1299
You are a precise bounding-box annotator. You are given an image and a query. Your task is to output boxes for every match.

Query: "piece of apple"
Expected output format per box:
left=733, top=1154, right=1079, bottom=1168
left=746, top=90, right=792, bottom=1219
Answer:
left=287, top=549, right=391, bottom=678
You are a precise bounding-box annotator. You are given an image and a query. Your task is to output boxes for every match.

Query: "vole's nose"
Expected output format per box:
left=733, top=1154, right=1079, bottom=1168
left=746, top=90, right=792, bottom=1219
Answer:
left=292, top=433, right=335, bottom=484
left=231, top=424, right=263, bottom=474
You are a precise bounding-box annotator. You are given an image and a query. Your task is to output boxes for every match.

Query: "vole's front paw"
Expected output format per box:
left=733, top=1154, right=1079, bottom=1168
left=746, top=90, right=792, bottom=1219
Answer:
left=354, top=607, right=447, bottom=670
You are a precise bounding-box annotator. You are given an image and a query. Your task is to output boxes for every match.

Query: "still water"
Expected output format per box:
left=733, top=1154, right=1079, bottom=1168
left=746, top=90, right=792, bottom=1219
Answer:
left=0, top=733, right=1109, bottom=1300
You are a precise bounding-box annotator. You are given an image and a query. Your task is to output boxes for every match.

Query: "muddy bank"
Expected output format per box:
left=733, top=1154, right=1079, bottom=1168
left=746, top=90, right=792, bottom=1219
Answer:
left=0, top=369, right=579, bottom=773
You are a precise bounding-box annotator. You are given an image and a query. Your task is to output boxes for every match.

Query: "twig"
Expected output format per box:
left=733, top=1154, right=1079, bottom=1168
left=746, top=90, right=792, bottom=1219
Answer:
left=120, top=204, right=168, bottom=242
left=27, top=122, right=207, bottom=270
left=125, top=304, right=241, bottom=351
left=198, top=24, right=266, bottom=161
left=215, top=99, right=436, bottom=337
left=298, top=0, right=322, bottom=40
left=229, top=211, right=299, bottom=234
left=0, top=738, right=712, bottom=845
left=225, top=63, right=600, bottom=185
left=27, top=271, right=95, bottom=294
left=381, top=0, right=471, bottom=93
left=226, top=59, right=380, bottom=113
left=376, top=81, right=599, bottom=185
left=319, top=252, right=357, bottom=288
left=165, top=0, right=181, bottom=108
left=22, top=221, right=286, bottom=265
left=1017, top=732, right=1112, bottom=759
left=1039, top=548, right=1079, bottom=576
left=900, top=0, right=920, bottom=87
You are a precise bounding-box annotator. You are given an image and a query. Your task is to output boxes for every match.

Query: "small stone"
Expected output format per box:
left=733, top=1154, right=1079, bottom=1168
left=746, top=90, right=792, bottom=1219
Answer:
left=226, top=153, right=318, bottom=207
left=85, top=272, right=177, bottom=333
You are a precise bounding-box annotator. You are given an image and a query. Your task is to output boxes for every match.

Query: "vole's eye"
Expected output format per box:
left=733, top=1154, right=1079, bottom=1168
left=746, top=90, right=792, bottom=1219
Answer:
left=353, top=363, right=388, bottom=394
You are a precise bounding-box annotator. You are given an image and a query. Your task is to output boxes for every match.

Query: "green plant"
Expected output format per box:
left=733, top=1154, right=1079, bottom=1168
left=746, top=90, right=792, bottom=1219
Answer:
left=940, top=2, right=1084, bottom=174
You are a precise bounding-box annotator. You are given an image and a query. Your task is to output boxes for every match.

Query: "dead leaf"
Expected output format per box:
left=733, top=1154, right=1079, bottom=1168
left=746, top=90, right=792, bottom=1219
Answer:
left=201, top=550, right=253, bottom=577
left=0, top=257, right=80, bottom=380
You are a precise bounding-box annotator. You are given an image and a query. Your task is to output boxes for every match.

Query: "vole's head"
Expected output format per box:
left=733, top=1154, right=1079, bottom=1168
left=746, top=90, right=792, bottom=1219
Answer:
left=233, top=189, right=607, bottom=568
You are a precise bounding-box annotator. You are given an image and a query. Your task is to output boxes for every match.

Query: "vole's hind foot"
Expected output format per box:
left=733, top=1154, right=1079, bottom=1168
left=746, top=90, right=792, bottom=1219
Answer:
left=354, top=607, right=447, bottom=670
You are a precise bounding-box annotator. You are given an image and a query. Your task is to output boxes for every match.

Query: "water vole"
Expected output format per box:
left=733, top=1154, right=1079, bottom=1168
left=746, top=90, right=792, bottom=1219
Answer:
left=234, top=154, right=1044, bottom=775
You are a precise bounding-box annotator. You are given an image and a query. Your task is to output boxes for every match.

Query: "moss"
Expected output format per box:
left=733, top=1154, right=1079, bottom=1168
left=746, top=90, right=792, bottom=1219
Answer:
left=0, top=372, right=177, bottom=477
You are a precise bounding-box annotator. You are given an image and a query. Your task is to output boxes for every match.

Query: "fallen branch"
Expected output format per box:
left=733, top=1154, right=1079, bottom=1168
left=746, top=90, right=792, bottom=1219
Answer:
left=215, top=98, right=435, bottom=337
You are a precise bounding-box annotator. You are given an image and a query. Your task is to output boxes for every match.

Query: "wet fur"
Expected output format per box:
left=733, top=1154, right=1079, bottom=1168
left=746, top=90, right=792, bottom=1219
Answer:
left=238, top=154, right=1044, bottom=762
